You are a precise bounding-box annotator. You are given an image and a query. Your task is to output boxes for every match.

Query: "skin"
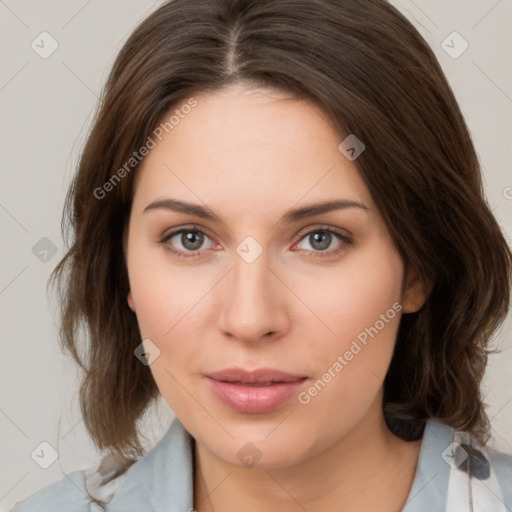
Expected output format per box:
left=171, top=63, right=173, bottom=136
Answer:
left=125, top=82, right=430, bottom=511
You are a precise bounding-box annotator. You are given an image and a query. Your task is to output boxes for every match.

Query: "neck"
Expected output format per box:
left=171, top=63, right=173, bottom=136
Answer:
left=193, top=404, right=422, bottom=512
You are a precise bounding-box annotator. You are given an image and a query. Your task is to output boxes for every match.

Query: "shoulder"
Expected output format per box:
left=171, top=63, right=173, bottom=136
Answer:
left=489, top=448, right=512, bottom=477
left=487, top=447, right=512, bottom=508
left=8, top=418, right=194, bottom=511
left=8, top=469, right=98, bottom=512
left=8, top=453, right=134, bottom=512
left=444, top=421, right=512, bottom=510
left=404, top=419, right=512, bottom=511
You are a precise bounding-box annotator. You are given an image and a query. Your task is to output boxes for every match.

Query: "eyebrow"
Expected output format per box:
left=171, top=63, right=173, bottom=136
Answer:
left=143, top=198, right=369, bottom=224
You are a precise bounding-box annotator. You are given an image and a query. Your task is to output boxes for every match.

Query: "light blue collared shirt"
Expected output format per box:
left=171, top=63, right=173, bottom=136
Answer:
left=9, top=417, right=512, bottom=511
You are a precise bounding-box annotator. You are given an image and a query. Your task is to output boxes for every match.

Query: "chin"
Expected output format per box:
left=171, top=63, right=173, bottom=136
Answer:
left=197, top=422, right=318, bottom=469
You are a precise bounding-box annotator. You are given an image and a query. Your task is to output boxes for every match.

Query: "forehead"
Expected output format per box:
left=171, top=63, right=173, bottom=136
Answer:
left=132, top=83, right=373, bottom=215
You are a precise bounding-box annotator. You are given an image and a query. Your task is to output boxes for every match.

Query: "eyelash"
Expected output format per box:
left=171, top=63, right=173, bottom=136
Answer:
left=159, top=225, right=353, bottom=260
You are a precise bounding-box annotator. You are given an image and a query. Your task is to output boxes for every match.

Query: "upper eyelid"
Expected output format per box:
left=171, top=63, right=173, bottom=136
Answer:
left=162, top=224, right=217, bottom=241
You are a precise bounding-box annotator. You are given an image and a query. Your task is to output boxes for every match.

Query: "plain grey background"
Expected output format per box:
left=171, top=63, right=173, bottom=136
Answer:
left=1, top=0, right=511, bottom=509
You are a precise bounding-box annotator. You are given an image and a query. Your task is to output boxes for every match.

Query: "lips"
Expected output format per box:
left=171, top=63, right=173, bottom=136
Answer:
left=205, top=368, right=308, bottom=413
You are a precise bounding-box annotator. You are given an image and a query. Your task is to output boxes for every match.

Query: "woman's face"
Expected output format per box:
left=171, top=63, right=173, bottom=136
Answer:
left=125, top=83, right=425, bottom=468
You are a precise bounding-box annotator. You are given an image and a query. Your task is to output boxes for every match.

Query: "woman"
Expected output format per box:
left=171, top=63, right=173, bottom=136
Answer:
left=10, top=0, right=512, bottom=510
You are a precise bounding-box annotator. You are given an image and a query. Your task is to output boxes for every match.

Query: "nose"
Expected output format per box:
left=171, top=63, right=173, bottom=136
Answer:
left=217, top=249, right=290, bottom=344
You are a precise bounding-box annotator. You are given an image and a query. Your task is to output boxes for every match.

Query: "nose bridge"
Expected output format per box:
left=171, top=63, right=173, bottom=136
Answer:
left=218, top=245, right=287, bottom=342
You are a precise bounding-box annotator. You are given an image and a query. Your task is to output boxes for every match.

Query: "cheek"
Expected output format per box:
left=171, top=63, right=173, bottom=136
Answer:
left=126, top=234, right=206, bottom=403
left=292, top=239, right=404, bottom=403
left=331, top=258, right=402, bottom=354
left=293, top=238, right=403, bottom=349
left=126, top=247, right=207, bottom=413
left=127, top=232, right=210, bottom=339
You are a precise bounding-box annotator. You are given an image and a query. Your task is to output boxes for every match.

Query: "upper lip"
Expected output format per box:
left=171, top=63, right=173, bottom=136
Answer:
left=206, top=368, right=307, bottom=384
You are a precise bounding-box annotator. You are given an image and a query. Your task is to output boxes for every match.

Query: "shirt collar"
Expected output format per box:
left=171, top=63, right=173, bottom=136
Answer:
left=106, top=417, right=194, bottom=511
left=402, top=419, right=453, bottom=511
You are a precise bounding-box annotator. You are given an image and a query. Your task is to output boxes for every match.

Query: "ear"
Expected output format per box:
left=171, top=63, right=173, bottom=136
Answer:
left=127, top=291, right=136, bottom=312
left=402, top=266, right=432, bottom=313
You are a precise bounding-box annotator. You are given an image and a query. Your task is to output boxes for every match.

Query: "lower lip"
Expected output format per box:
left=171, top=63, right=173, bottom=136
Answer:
left=206, top=377, right=307, bottom=413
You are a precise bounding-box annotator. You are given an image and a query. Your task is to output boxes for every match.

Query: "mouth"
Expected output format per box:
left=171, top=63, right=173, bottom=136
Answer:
left=205, top=368, right=308, bottom=414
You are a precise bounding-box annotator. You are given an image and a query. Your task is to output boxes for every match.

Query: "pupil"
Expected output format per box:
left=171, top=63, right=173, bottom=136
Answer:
left=311, top=231, right=331, bottom=250
left=182, top=230, right=203, bottom=250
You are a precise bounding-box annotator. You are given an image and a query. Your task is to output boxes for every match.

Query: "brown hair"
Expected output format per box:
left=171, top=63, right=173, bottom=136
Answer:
left=50, top=0, right=512, bottom=464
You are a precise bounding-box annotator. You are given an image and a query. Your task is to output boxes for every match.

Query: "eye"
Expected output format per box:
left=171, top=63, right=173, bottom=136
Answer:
left=293, top=227, right=352, bottom=257
left=160, top=225, right=352, bottom=259
left=160, top=227, right=216, bottom=257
